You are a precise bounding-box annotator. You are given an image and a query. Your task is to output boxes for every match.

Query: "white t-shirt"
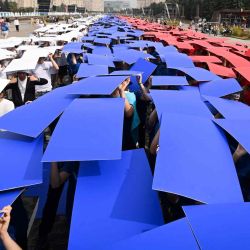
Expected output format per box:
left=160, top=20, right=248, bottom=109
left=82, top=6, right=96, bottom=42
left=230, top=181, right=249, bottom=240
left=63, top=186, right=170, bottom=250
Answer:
left=33, top=61, right=53, bottom=92
left=18, top=78, right=27, bottom=101
left=14, top=19, right=19, bottom=26
left=0, top=98, right=14, bottom=117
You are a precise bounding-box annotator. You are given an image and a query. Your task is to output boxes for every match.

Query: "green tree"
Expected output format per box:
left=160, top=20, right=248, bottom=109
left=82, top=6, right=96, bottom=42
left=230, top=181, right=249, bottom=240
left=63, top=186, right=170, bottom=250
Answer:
left=3, top=0, right=9, bottom=11
left=8, top=1, right=18, bottom=12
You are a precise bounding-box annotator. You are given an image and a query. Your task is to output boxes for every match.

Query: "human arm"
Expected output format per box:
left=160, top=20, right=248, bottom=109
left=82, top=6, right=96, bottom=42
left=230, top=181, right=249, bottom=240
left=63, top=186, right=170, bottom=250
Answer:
left=137, top=75, right=152, bottom=102
left=0, top=206, right=22, bottom=250
left=48, top=53, right=59, bottom=71
left=233, top=144, right=247, bottom=163
left=50, top=162, right=70, bottom=189
left=29, top=75, right=48, bottom=85
left=118, top=77, right=134, bottom=118
left=3, top=77, right=17, bottom=90
left=150, top=129, right=160, bottom=155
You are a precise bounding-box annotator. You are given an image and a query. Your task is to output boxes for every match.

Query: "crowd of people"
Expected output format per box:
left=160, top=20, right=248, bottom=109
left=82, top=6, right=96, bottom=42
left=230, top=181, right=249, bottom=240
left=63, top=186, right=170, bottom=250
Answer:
left=0, top=13, right=249, bottom=249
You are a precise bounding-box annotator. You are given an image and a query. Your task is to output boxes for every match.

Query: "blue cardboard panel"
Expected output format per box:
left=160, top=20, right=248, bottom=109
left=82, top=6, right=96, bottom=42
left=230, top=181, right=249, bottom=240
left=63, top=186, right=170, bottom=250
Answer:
left=87, top=53, right=115, bottom=67
left=130, top=58, right=157, bottom=83
left=68, top=218, right=156, bottom=250
left=183, top=203, right=250, bottom=250
left=199, top=78, right=242, bottom=97
left=70, top=149, right=163, bottom=224
left=110, top=71, right=143, bottom=76
left=129, top=58, right=157, bottom=92
left=156, top=45, right=178, bottom=54
left=203, top=96, right=250, bottom=119
left=150, top=90, right=212, bottom=118
left=110, top=149, right=163, bottom=225
left=101, top=219, right=199, bottom=250
left=151, top=76, right=189, bottom=86
left=0, top=189, right=23, bottom=210
left=76, top=64, right=109, bottom=78
left=153, top=113, right=243, bottom=203
left=68, top=75, right=128, bottom=95
left=81, top=36, right=95, bottom=42
left=0, top=132, right=43, bottom=191
left=92, top=46, right=112, bottom=55
left=214, top=119, right=250, bottom=154
left=114, top=49, right=155, bottom=65
left=164, top=53, right=195, bottom=68
left=0, top=87, right=77, bottom=138
left=42, top=98, right=125, bottom=162
left=174, top=67, right=221, bottom=82
left=62, top=42, right=83, bottom=54
left=68, top=149, right=163, bottom=250
left=94, top=38, right=112, bottom=45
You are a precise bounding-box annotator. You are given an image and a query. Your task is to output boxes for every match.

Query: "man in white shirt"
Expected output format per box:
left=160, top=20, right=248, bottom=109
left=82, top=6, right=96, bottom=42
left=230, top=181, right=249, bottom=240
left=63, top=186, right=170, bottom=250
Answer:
left=33, top=53, right=59, bottom=94
left=13, top=18, right=20, bottom=32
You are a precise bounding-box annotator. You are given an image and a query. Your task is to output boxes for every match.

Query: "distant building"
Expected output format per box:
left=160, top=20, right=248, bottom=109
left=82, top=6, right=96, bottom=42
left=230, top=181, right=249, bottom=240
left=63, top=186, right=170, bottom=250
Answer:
left=85, top=0, right=104, bottom=12
left=13, top=0, right=104, bottom=12
left=104, top=1, right=130, bottom=12
left=212, top=9, right=250, bottom=27
left=12, top=0, right=37, bottom=9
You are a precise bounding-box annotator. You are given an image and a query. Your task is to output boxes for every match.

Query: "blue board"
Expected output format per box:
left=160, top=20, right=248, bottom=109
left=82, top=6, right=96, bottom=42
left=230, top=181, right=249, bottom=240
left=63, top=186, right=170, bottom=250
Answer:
left=0, top=132, right=43, bottom=191
left=114, top=49, right=155, bottom=65
left=183, top=203, right=250, bottom=250
left=101, top=218, right=199, bottom=250
left=42, top=98, right=125, bottom=162
left=152, top=113, right=243, bottom=203
left=151, top=76, right=189, bottom=86
left=199, top=78, right=242, bottom=97
left=214, top=119, right=250, bottom=154
left=0, top=189, right=23, bottom=211
left=94, top=37, right=112, bottom=45
left=92, top=46, right=112, bottom=55
left=164, top=53, right=195, bottom=68
left=76, top=64, right=109, bottom=78
left=87, top=53, right=115, bottom=67
left=156, top=45, right=178, bottom=54
left=150, top=90, right=212, bottom=118
left=68, top=75, right=128, bottom=95
left=68, top=149, right=163, bottom=250
left=173, top=67, right=220, bottom=82
left=110, top=71, right=143, bottom=76
left=129, top=58, right=157, bottom=92
left=0, top=86, right=77, bottom=138
left=130, top=58, right=157, bottom=83
left=203, top=96, right=250, bottom=119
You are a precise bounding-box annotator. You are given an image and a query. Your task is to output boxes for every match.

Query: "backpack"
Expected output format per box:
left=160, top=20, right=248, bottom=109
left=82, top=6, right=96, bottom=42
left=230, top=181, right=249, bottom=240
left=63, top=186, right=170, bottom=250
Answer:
left=1, top=24, right=8, bottom=32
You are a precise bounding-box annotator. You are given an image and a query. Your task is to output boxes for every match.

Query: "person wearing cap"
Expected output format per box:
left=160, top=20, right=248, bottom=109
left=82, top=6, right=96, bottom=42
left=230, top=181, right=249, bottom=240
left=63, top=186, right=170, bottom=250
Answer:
left=33, top=54, right=59, bottom=96
left=4, top=72, right=48, bottom=107
left=0, top=206, right=22, bottom=250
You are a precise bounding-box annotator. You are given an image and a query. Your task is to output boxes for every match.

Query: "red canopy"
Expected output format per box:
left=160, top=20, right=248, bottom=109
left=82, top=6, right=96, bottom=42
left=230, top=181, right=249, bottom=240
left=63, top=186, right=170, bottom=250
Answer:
left=207, top=62, right=236, bottom=78
left=190, top=56, right=222, bottom=64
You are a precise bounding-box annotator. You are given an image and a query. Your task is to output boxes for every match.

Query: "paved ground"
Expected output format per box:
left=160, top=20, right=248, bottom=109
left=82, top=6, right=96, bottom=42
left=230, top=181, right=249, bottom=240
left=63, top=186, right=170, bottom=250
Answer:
left=1, top=20, right=36, bottom=38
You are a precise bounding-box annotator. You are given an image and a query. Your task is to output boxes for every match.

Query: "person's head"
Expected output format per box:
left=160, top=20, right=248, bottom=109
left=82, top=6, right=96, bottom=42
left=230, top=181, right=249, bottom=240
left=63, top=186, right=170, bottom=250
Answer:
left=38, top=57, right=46, bottom=64
left=17, top=71, right=27, bottom=81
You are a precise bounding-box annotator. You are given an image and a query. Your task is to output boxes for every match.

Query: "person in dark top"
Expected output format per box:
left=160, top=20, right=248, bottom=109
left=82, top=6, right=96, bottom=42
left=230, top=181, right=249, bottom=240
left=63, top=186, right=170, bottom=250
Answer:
left=4, top=72, right=48, bottom=107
